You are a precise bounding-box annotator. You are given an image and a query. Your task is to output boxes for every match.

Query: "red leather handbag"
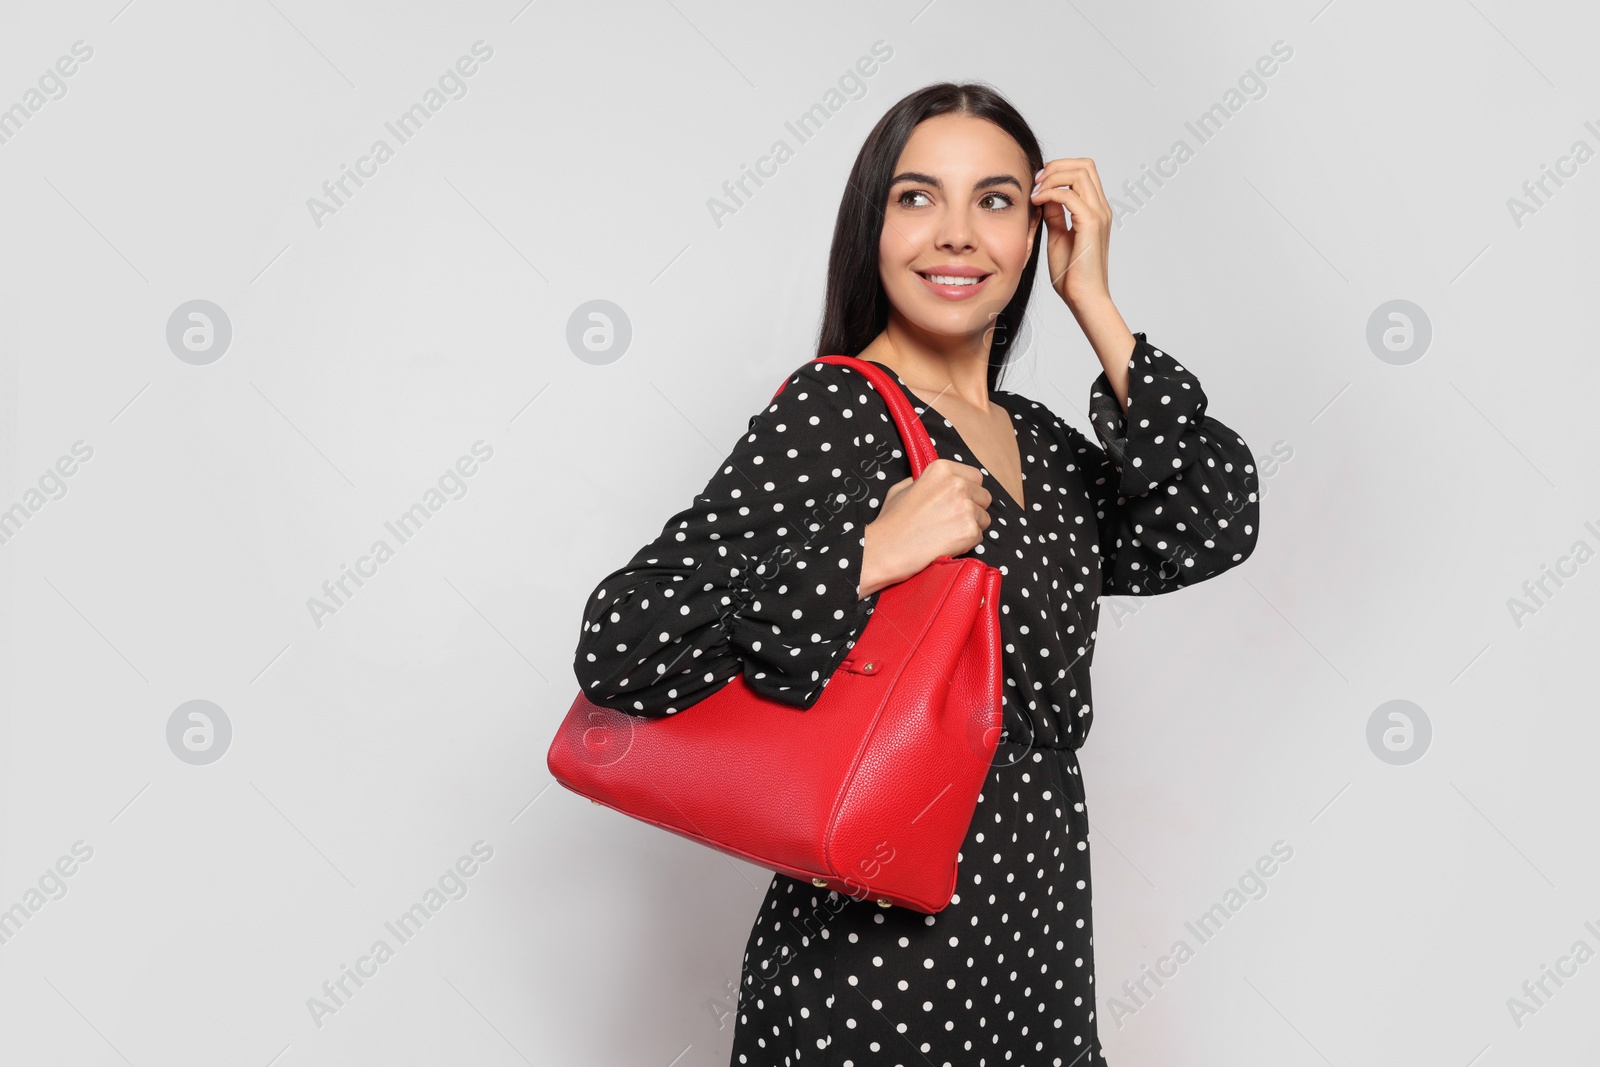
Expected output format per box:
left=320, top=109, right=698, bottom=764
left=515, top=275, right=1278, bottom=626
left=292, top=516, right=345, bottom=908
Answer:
left=547, top=355, right=1003, bottom=913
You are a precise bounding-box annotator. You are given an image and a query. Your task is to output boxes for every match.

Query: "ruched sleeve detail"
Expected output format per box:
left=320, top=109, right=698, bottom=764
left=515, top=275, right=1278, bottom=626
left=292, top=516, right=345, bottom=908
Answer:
left=573, top=360, right=898, bottom=716
left=1050, top=333, right=1260, bottom=597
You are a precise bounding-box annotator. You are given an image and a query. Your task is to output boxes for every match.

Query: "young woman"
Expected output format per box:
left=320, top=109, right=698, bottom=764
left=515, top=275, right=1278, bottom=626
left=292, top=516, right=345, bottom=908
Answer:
left=573, top=82, right=1259, bottom=1066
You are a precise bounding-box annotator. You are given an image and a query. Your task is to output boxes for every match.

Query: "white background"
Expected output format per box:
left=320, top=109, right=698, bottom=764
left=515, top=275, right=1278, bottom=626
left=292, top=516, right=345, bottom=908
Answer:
left=1, top=0, right=1597, bottom=1064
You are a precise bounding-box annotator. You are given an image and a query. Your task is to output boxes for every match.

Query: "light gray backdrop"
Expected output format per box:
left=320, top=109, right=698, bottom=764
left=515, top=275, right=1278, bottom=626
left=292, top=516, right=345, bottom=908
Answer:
left=1, top=0, right=1596, bottom=1063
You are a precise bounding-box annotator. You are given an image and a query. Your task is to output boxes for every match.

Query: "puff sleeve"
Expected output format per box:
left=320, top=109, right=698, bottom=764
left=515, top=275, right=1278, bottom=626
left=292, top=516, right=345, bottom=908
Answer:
left=573, top=360, right=898, bottom=717
left=1048, top=332, right=1260, bottom=597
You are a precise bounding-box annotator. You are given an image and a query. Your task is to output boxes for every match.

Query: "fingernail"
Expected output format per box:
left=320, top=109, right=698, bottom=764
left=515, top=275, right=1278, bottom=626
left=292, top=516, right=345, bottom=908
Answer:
left=1030, top=181, right=1041, bottom=197
left=1033, top=168, right=1044, bottom=181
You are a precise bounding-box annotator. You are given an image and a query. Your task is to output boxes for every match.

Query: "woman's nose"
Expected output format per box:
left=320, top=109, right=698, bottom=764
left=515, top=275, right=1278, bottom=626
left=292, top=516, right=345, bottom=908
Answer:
left=934, top=208, right=976, bottom=251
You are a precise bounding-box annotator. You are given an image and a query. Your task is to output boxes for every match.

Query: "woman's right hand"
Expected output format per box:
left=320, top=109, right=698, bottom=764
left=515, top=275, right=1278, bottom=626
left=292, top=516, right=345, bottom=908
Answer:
left=858, top=460, right=992, bottom=598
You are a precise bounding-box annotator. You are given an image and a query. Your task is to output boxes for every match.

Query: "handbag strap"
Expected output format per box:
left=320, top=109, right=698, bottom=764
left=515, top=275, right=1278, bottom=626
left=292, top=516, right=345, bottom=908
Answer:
left=768, top=355, right=940, bottom=477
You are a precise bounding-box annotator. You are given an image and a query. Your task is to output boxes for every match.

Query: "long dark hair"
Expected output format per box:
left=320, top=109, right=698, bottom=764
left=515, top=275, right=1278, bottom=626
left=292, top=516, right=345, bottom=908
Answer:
left=814, top=82, right=1046, bottom=393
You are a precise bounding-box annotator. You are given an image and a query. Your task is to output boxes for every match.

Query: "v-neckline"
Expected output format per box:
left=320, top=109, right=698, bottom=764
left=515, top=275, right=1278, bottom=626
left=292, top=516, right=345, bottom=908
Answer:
left=859, top=359, right=1027, bottom=511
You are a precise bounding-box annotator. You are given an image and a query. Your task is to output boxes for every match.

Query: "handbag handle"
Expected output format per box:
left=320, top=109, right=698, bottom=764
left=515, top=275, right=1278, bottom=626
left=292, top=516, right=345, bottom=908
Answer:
left=769, top=356, right=941, bottom=477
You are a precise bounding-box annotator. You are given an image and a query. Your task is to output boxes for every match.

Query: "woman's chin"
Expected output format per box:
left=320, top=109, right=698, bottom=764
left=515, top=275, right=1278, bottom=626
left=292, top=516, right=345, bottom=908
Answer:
left=899, top=308, right=1007, bottom=343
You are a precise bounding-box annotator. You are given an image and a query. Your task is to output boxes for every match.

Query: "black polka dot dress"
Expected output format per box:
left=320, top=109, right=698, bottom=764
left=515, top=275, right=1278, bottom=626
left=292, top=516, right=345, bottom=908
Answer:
left=573, top=332, right=1260, bottom=1066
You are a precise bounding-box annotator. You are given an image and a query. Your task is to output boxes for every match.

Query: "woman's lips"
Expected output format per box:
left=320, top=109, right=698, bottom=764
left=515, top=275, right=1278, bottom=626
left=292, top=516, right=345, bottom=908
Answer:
left=915, top=270, right=993, bottom=301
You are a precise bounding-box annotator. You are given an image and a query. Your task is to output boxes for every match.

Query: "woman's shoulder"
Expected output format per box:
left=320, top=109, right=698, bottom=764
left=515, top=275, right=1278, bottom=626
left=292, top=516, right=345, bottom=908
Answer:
left=778, top=355, right=890, bottom=386
left=993, top=385, right=1058, bottom=426
left=994, top=386, right=1096, bottom=448
left=726, top=360, right=902, bottom=479
left=767, top=356, right=903, bottom=413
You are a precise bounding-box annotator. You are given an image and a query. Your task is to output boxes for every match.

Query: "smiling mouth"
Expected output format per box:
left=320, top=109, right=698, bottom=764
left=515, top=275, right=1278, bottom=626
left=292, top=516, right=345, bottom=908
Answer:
left=916, top=271, right=992, bottom=286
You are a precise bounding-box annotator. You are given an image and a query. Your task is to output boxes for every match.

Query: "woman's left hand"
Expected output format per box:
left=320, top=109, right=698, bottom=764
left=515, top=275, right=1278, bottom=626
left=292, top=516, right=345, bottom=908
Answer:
left=1031, top=157, right=1114, bottom=311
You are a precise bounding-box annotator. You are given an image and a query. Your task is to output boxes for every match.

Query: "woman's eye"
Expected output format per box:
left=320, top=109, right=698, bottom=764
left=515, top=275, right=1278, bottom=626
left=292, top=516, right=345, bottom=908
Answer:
left=895, top=189, right=1012, bottom=209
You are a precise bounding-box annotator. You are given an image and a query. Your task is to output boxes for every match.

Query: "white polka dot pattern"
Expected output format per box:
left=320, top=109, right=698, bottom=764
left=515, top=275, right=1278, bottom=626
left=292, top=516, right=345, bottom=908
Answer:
left=733, top=747, right=1105, bottom=1066
left=574, top=361, right=895, bottom=715
left=1072, top=338, right=1260, bottom=597
left=572, top=332, right=1260, bottom=1063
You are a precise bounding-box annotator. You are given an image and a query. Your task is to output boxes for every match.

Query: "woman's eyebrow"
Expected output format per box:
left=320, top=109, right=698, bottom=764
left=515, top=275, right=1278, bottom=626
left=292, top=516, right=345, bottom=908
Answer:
left=973, top=174, right=1024, bottom=192
left=889, top=171, right=1025, bottom=192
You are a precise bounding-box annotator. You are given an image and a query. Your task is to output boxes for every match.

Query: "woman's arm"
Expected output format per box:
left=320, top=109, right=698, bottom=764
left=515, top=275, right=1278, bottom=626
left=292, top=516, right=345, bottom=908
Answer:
left=1048, top=332, right=1260, bottom=597
left=572, top=361, right=897, bottom=717
left=1064, top=292, right=1136, bottom=415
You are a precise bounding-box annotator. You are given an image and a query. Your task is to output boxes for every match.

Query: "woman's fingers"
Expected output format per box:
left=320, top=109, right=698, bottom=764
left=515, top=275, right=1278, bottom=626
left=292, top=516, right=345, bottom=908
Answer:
left=1072, top=158, right=1107, bottom=210
left=930, top=458, right=985, bottom=486
left=1034, top=159, right=1108, bottom=215
left=1037, top=188, right=1073, bottom=237
left=1034, top=163, right=1091, bottom=205
left=1038, top=183, right=1104, bottom=236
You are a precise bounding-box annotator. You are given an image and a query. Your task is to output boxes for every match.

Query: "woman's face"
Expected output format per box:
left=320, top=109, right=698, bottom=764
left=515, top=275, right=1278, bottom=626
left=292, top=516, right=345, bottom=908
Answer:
left=877, top=112, right=1039, bottom=344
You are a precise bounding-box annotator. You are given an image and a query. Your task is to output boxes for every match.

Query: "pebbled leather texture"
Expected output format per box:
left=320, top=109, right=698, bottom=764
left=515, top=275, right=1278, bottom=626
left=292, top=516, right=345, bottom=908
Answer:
left=548, top=355, right=1004, bottom=913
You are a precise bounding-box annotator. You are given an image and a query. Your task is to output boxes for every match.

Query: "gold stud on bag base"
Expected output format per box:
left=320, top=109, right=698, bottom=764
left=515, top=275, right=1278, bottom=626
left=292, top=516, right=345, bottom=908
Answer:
left=811, top=876, right=893, bottom=907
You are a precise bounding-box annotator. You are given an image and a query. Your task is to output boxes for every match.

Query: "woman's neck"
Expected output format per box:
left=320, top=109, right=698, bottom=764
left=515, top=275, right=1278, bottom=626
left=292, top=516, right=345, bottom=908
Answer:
left=856, top=316, right=994, bottom=409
